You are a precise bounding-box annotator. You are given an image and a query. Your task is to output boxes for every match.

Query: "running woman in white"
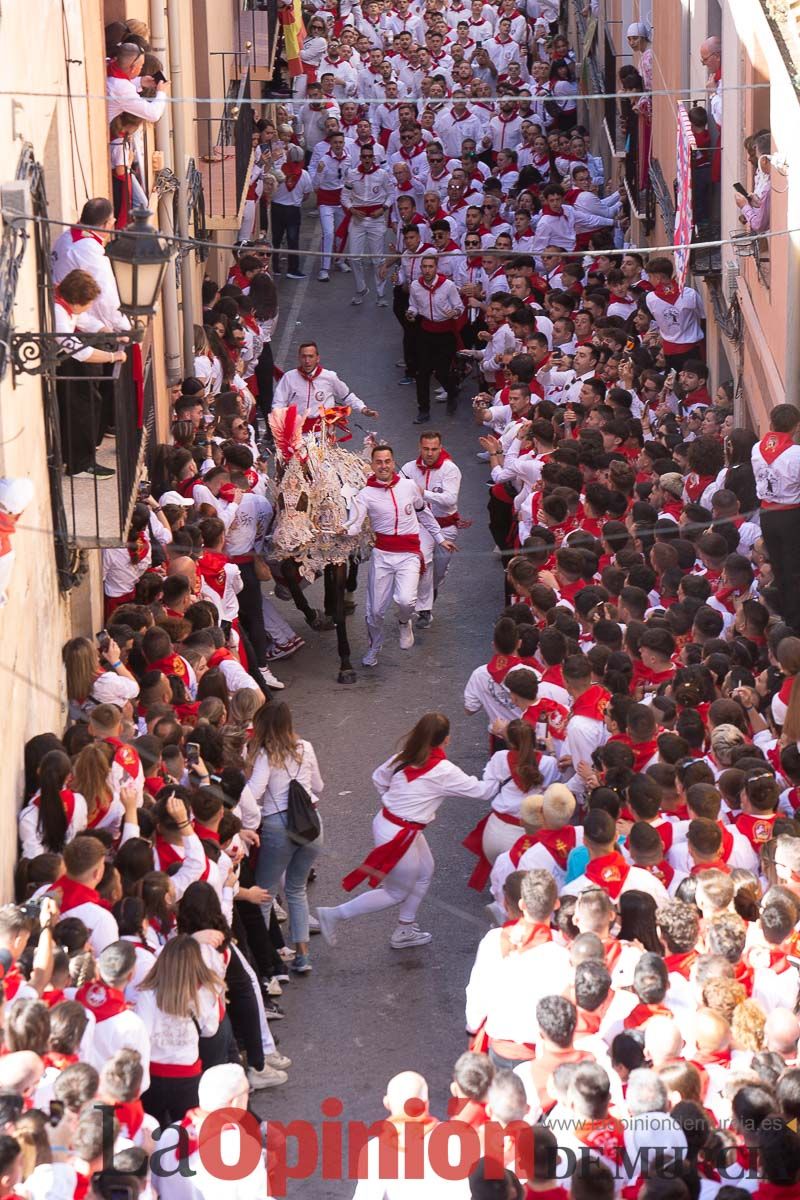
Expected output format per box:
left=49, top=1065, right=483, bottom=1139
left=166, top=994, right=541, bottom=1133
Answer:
left=316, top=713, right=492, bottom=948
left=344, top=444, right=457, bottom=666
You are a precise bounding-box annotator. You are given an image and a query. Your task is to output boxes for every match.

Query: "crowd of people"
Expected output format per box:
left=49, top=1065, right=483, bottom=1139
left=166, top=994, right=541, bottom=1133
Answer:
left=11, top=4, right=800, bottom=1200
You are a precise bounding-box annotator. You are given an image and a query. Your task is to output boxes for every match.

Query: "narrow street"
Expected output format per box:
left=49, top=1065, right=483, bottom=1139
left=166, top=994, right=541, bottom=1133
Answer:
left=252, top=230, right=502, bottom=1196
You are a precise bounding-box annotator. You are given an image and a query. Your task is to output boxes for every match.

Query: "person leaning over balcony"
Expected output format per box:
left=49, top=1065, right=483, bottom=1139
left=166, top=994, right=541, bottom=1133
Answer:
left=735, top=131, right=772, bottom=235
left=53, top=270, right=127, bottom=482
left=105, top=41, right=168, bottom=126
left=51, top=198, right=129, bottom=335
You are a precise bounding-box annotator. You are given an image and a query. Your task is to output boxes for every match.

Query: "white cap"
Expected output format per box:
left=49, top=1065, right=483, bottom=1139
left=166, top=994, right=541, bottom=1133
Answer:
left=0, top=477, right=34, bottom=516
left=91, top=671, right=139, bottom=708
left=627, top=21, right=650, bottom=39
left=159, top=490, right=194, bottom=508
left=198, top=1063, right=248, bottom=1111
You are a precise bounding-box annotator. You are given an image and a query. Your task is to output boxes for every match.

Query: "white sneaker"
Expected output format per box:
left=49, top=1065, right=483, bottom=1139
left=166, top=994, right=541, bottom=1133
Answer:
left=308, top=914, right=321, bottom=933
left=433, top=386, right=447, bottom=400
left=362, top=647, right=379, bottom=667
left=336, top=261, right=352, bottom=273
left=351, top=287, right=369, bottom=306
left=273, top=900, right=288, bottom=922
left=247, top=1064, right=288, bottom=1089
left=260, top=665, right=285, bottom=690
left=315, top=906, right=341, bottom=946
left=399, top=621, right=415, bottom=650
left=390, top=923, right=432, bottom=949
left=376, top=295, right=388, bottom=307
left=265, top=977, right=283, bottom=996
left=263, top=1050, right=292, bottom=1070
left=318, top=270, right=330, bottom=281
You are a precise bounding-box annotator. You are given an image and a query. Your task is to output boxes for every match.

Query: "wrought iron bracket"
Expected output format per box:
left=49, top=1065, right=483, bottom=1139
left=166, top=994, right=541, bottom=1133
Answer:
left=10, top=331, right=129, bottom=378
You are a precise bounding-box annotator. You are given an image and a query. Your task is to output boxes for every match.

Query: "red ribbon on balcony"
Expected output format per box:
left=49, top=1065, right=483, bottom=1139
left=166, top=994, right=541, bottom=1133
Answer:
left=132, top=344, right=144, bottom=429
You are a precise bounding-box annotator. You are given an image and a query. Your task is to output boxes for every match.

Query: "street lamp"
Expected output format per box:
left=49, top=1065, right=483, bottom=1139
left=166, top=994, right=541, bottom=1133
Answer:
left=106, top=207, right=175, bottom=322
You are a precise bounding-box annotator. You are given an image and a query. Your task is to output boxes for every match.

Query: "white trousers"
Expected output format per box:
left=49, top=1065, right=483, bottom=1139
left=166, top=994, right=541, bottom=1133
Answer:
left=239, top=198, right=257, bottom=243
left=261, top=594, right=297, bottom=645
left=366, top=549, right=420, bottom=650
left=348, top=215, right=386, bottom=294
left=336, top=811, right=435, bottom=924
left=416, top=527, right=458, bottom=612
left=481, top=812, right=522, bottom=865
left=319, top=203, right=343, bottom=271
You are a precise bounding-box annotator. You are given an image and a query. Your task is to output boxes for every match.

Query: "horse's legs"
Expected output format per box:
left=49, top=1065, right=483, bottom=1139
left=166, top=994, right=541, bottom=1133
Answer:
left=326, top=562, right=356, bottom=683
left=281, top=558, right=333, bottom=630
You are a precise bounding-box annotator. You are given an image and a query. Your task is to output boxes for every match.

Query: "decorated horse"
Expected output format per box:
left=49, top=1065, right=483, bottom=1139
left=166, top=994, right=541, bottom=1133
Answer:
left=267, top=404, right=374, bottom=683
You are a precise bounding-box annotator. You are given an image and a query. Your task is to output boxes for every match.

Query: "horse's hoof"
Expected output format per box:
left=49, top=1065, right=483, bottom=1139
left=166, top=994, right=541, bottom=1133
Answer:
left=337, top=669, right=357, bottom=685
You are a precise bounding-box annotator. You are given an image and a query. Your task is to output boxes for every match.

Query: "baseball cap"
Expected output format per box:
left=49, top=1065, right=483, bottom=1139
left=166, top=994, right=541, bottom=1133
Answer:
left=91, top=671, right=139, bottom=708
left=159, top=490, right=194, bottom=508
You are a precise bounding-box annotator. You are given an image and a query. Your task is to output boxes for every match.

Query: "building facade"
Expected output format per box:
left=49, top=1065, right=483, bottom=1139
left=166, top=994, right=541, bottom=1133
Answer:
left=577, top=0, right=800, bottom=431
left=0, top=0, right=276, bottom=896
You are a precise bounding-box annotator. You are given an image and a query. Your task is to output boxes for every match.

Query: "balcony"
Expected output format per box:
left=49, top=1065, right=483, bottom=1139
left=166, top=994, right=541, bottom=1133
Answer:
left=195, top=51, right=256, bottom=230
left=237, top=0, right=279, bottom=82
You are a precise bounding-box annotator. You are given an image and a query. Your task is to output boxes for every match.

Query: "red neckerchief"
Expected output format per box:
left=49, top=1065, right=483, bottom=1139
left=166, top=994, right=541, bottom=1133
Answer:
left=711, top=584, right=746, bottom=613
left=585, top=851, right=630, bottom=899
left=208, top=647, right=234, bottom=669
left=693, top=1047, right=732, bottom=1068
left=540, top=203, right=564, bottom=218
left=612, top=733, right=658, bottom=772
left=684, top=472, right=715, bottom=503
left=759, top=431, right=796, bottom=465
left=54, top=287, right=74, bottom=317
left=366, top=473, right=401, bottom=488
left=522, top=698, right=569, bottom=739
left=653, top=281, right=681, bottom=303
left=70, top=226, right=104, bottom=246
left=570, top=684, right=611, bottom=722
left=446, top=1097, right=488, bottom=1129
left=691, top=858, right=731, bottom=875
left=641, top=858, right=675, bottom=888
left=499, top=918, right=552, bottom=957
left=682, top=385, right=711, bottom=409
left=193, top=821, right=221, bottom=844
left=623, top=1001, right=672, bottom=1029
left=507, top=750, right=533, bottom=792
left=299, top=364, right=324, bottom=382
left=154, top=835, right=210, bottom=882
left=75, top=980, right=129, bottom=1021
left=50, top=875, right=111, bottom=912
left=357, top=162, right=379, bottom=175
left=419, top=273, right=448, bottom=296
left=541, top=664, right=565, bottom=688
left=572, top=1114, right=624, bottom=1160
left=107, top=61, right=131, bottom=80
left=282, top=161, right=304, bottom=191
left=33, top=788, right=76, bottom=825
left=148, top=652, right=188, bottom=681
left=402, top=747, right=446, bottom=782
left=114, top=1099, right=144, bottom=1138
left=127, top=529, right=149, bottom=564
left=466, top=255, right=484, bottom=268
left=197, top=550, right=229, bottom=598
left=3, top=965, right=25, bottom=1002
left=486, top=653, right=522, bottom=684
left=734, top=811, right=777, bottom=850
left=531, top=826, right=576, bottom=870
left=43, top=1050, right=77, bottom=1070
left=664, top=949, right=698, bottom=979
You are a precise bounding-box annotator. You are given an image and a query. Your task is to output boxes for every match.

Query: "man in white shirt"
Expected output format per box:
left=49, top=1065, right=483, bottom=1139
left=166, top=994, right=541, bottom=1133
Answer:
left=273, top=342, right=377, bottom=425
left=406, top=255, right=465, bottom=421
left=342, top=144, right=394, bottom=306
left=751, top=403, right=800, bottom=635
left=401, top=431, right=463, bottom=626
left=51, top=197, right=129, bottom=334
left=105, top=41, right=168, bottom=124
left=645, top=255, right=706, bottom=369
left=345, top=445, right=455, bottom=665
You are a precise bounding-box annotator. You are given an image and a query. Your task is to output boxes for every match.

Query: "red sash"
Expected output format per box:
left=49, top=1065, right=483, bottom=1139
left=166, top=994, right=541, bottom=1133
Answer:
left=342, top=807, right=426, bottom=892
left=464, top=808, right=523, bottom=891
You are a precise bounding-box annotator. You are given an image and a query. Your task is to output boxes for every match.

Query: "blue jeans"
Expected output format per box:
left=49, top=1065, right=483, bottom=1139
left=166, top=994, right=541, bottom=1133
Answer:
left=256, top=810, right=323, bottom=944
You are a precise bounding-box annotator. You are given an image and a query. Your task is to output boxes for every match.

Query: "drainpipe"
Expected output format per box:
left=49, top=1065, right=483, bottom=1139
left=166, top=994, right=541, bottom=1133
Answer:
left=149, top=0, right=182, bottom=384
left=166, top=0, right=196, bottom=368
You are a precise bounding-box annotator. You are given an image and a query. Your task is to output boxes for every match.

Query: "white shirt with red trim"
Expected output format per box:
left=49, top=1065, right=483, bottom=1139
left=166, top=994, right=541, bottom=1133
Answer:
left=51, top=228, right=129, bottom=332
left=752, top=435, right=800, bottom=506
left=407, top=275, right=465, bottom=322
left=79, top=983, right=151, bottom=1091
left=18, top=790, right=89, bottom=860
left=272, top=366, right=365, bottom=417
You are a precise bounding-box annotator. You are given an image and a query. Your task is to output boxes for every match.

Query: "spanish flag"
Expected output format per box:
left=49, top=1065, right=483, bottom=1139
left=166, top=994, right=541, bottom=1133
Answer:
left=279, top=0, right=306, bottom=77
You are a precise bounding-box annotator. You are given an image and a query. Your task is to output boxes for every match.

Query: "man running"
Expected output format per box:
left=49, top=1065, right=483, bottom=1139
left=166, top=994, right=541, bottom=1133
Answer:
left=401, top=431, right=464, bottom=628
left=344, top=444, right=457, bottom=666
